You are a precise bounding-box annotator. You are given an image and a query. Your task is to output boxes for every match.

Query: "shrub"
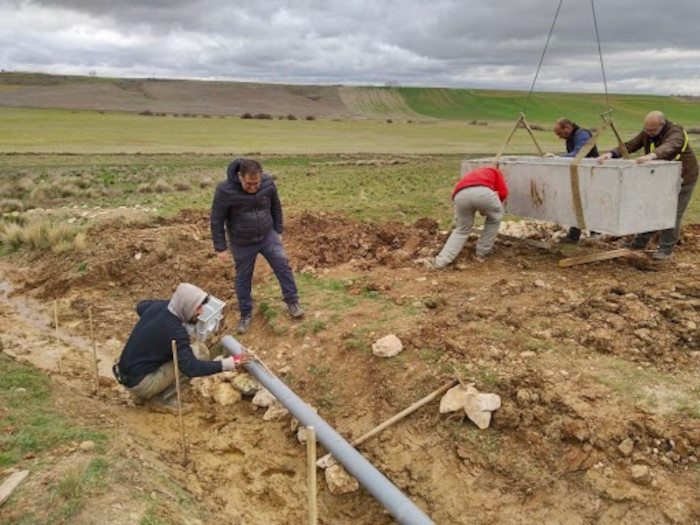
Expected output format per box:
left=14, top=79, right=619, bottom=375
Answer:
left=0, top=220, right=86, bottom=253
left=529, top=123, right=546, bottom=131
left=0, top=223, right=23, bottom=249
left=253, top=113, right=272, bottom=120
left=687, top=127, right=700, bottom=134
left=305, top=115, right=316, bottom=121
left=286, top=114, right=297, bottom=120
left=241, top=113, right=253, bottom=119
left=0, top=198, right=24, bottom=213
left=139, top=110, right=154, bottom=116
left=173, top=180, right=192, bottom=192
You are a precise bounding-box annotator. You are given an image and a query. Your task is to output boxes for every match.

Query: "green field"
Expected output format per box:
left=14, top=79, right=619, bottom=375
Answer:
left=3, top=106, right=700, bottom=156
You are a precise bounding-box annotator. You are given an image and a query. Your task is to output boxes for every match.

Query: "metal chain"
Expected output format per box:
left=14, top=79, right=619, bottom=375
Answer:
left=523, top=0, right=564, bottom=114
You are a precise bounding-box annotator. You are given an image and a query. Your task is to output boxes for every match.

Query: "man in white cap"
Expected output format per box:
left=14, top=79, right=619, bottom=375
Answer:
left=114, top=283, right=249, bottom=405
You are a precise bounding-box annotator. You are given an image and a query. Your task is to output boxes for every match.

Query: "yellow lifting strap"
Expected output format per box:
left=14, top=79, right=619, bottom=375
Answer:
left=650, top=129, right=689, bottom=160
left=569, top=111, right=629, bottom=229
left=493, top=113, right=545, bottom=166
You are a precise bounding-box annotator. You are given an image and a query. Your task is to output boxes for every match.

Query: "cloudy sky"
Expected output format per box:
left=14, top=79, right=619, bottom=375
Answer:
left=1, top=0, right=699, bottom=95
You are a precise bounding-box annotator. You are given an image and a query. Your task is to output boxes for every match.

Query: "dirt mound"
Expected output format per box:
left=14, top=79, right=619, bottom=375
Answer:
left=2, top=209, right=699, bottom=524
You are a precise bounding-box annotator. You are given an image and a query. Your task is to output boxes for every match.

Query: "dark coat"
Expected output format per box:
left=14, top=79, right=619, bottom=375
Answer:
left=611, top=121, right=698, bottom=186
left=117, top=300, right=221, bottom=388
left=210, top=159, right=283, bottom=249
left=566, top=124, right=599, bottom=158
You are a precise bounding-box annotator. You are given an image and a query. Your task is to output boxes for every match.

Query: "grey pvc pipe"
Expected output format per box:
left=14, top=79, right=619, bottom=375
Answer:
left=222, top=335, right=434, bottom=525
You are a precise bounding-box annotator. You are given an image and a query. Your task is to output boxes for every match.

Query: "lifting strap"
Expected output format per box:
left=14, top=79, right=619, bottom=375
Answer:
left=493, top=113, right=545, bottom=166
left=568, top=112, right=630, bottom=228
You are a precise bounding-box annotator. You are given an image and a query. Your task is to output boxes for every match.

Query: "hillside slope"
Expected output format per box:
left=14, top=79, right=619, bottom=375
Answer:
left=4, top=72, right=700, bottom=127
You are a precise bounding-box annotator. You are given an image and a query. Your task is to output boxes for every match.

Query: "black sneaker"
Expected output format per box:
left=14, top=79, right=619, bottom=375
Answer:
left=288, top=302, right=305, bottom=319
left=237, top=314, right=252, bottom=334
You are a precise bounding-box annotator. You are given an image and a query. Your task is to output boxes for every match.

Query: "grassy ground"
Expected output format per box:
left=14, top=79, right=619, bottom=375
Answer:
left=1, top=153, right=699, bottom=228
left=396, top=87, right=700, bottom=127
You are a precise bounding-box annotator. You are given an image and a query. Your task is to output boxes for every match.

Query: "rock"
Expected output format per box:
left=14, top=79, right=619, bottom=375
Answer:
left=439, top=384, right=477, bottom=413
left=212, top=383, right=242, bottom=406
left=231, top=374, right=261, bottom=396
left=79, top=440, right=95, bottom=452
left=534, top=279, right=546, bottom=288
left=263, top=402, right=289, bottom=421
left=192, top=377, right=215, bottom=399
left=0, top=470, right=29, bottom=506
left=252, top=388, right=276, bottom=407
left=464, top=393, right=502, bottom=430
left=371, top=334, right=403, bottom=358
left=618, top=438, right=635, bottom=457
left=325, top=464, right=359, bottom=494
left=630, top=464, right=652, bottom=486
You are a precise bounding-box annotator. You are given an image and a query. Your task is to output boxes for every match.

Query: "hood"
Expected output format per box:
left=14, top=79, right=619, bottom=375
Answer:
left=226, top=158, right=244, bottom=188
left=167, top=283, right=207, bottom=323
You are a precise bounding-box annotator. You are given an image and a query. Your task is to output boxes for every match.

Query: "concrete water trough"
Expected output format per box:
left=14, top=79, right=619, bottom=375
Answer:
left=461, top=156, right=682, bottom=235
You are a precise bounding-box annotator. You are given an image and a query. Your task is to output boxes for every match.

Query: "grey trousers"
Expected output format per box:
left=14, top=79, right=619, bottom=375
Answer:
left=435, top=186, right=504, bottom=267
left=634, top=180, right=697, bottom=251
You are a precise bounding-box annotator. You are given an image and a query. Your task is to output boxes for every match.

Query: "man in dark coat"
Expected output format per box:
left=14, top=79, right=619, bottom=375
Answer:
left=553, top=118, right=599, bottom=244
left=211, top=158, right=304, bottom=334
left=114, top=283, right=248, bottom=404
left=598, top=111, right=698, bottom=260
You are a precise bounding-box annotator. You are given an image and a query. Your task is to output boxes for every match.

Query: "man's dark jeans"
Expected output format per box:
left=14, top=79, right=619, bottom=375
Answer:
left=231, top=231, right=299, bottom=315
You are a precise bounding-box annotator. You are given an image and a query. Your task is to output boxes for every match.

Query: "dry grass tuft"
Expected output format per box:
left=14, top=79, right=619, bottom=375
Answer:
left=0, top=198, right=25, bottom=213
left=0, top=220, right=86, bottom=253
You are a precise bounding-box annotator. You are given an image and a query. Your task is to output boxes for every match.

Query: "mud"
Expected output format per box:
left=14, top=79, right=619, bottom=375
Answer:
left=1, top=210, right=698, bottom=524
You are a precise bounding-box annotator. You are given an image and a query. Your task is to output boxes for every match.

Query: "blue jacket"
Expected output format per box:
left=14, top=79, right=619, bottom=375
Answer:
left=564, top=125, right=599, bottom=158
left=117, top=300, right=222, bottom=388
left=210, top=159, right=283, bottom=249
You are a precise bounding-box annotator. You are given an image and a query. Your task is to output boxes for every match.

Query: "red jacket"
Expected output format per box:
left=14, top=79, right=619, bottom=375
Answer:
left=452, top=167, right=509, bottom=202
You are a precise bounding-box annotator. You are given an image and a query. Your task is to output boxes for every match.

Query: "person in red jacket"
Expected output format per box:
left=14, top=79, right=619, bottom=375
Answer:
left=427, top=167, right=509, bottom=268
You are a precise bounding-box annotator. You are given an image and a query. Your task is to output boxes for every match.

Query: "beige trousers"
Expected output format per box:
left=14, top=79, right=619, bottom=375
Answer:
left=128, top=341, right=209, bottom=400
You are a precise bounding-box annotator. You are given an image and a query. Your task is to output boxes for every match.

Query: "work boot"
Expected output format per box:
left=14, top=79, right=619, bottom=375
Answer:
left=288, top=302, right=305, bottom=319
left=651, top=248, right=673, bottom=261
left=558, top=234, right=579, bottom=245
left=237, top=314, right=252, bottom=334
left=623, top=238, right=647, bottom=251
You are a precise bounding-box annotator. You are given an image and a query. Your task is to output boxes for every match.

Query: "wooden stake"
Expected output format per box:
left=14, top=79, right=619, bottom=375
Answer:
left=317, top=377, right=459, bottom=468
left=558, top=248, right=633, bottom=268
left=54, top=300, right=62, bottom=374
left=171, top=340, right=188, bottom=466
left=89, top=307, right=99, bottom=395
left=306, top=426, right=317, bottom=525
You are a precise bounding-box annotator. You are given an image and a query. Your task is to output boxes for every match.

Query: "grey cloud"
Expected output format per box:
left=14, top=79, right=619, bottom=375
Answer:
left=2, top=1, right=699, bottom=94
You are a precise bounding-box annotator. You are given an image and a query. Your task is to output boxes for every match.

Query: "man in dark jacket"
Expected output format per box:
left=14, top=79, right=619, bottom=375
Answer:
left=114, top=283, right=248, bottom=404
left=553, top=118, right=599, bottom=244
left=598, top=111, right=698, bottom=260
left=211, top=158, right=304, bottom=334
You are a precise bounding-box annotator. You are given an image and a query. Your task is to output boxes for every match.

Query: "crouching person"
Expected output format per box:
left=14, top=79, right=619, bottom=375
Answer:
left=113, top=282, right=249, bottom=406
left=427, top=166, right=509, bottom=268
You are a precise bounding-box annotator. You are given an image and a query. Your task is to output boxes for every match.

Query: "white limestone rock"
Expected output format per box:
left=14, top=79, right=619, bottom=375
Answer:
left=325, top=464, right=359, bottom=494
left=232, top=374, right=261, bottom=396
left=464, top=393, right=502, bottom=430
left=439, top=384, right=478, bottom=413
left=212, top=382, right=242, bottom=406
left=252, top=387, right=276, bottom=407
left=371, top=334, right=403, bottom=358
left=263, top=402, right=290, bottom=421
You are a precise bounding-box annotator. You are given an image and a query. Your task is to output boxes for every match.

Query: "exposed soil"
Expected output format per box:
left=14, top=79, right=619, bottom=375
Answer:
left=1, top=210, right=699, bottom=524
